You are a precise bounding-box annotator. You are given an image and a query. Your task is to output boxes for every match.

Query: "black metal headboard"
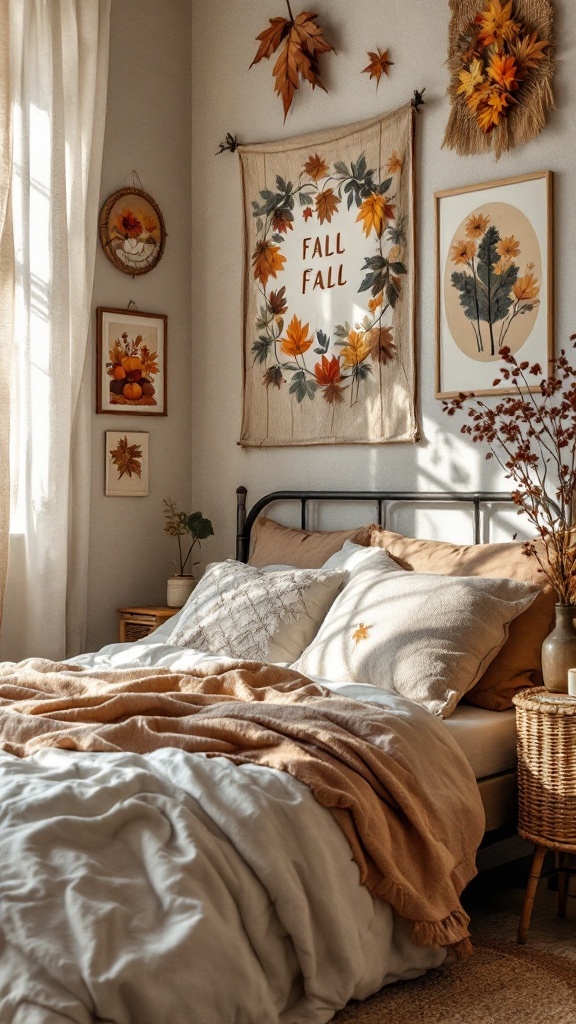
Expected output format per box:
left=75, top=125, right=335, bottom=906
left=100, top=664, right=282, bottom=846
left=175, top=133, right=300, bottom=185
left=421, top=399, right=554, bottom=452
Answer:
left=235, top=486, right=516, bottom=562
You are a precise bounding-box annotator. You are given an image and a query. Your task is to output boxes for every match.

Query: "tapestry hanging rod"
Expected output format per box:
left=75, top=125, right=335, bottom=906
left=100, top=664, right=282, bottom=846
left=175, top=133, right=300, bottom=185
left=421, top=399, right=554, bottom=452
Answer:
left=215, top=89, right=426, bottom=156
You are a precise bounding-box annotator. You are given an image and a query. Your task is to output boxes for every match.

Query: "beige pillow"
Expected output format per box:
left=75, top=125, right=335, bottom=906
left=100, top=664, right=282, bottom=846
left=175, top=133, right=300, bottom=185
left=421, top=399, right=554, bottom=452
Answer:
left=294, top=568, right=539, bottom=717
left=248, top=516, right=371, bottom=569
left=369, top=527, right=556, bottom=710
left=170, top=560, right=345, bottom=662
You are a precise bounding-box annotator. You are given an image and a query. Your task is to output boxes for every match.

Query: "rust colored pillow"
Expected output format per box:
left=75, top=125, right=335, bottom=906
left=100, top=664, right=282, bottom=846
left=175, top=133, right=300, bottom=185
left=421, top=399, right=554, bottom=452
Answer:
left=249, top=517, right=371, bottom=569
left=369, top=526, right=555, bottom=711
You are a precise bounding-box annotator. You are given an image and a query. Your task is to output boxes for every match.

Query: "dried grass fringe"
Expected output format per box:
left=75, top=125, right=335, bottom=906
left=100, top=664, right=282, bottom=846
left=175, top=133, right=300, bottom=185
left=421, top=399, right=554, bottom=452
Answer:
left=442, top=0, right=556, bottom=160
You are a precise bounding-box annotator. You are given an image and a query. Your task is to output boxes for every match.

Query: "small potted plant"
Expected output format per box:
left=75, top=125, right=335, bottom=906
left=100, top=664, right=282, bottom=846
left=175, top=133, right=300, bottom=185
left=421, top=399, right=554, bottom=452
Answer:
left=163, top=498, right=214, bottom=607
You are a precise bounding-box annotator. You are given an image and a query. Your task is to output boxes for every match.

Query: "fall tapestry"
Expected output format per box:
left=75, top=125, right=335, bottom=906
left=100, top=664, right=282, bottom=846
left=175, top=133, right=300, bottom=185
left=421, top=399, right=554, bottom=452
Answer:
left=443, top=0, right=555, bottom=159
left=238, top=104, right=417, bottom=447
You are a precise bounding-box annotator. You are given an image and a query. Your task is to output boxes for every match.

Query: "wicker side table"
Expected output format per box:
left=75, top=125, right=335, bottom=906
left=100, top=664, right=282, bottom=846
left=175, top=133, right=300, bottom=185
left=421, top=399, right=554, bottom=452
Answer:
left=513, top=687, right=576, bottom=943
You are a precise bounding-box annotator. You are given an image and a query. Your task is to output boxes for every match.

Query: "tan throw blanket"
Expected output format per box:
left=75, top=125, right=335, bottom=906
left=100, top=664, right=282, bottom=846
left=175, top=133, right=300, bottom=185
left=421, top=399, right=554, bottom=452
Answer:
left=0, top=657, right=484, bottom=952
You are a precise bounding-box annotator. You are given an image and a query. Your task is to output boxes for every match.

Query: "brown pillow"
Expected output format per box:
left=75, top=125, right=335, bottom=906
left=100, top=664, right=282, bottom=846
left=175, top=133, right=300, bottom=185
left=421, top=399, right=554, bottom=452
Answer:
left=369, top=526, right=556, bottom=711
left=249, top=517, right=371, bottom=569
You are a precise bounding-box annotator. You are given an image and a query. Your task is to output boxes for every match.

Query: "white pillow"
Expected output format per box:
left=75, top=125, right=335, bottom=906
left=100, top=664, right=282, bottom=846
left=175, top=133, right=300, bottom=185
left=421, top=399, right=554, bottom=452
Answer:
left=169, top=559, right=345, bottom=663
left=293, top=567, right=539, bottom=717
left=322, top=539, right=401, bottom=579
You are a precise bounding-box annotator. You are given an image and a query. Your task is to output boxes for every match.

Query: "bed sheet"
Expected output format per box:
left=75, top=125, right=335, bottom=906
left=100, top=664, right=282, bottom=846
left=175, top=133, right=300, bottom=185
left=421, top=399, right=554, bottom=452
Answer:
left=0, top=638, right=488, bottom=1023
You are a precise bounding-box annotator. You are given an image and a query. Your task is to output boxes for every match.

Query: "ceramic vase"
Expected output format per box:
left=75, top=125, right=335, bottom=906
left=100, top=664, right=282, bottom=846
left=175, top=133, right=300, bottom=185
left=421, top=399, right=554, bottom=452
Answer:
left=167, top=575, right=195, bottom=608
left=541, top=604, right=576, bottom=693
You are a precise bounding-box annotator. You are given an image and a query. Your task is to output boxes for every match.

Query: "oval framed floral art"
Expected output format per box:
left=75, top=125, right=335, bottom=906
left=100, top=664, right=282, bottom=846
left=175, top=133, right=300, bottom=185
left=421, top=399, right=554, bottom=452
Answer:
left=98, top=187, right=166, bottom=275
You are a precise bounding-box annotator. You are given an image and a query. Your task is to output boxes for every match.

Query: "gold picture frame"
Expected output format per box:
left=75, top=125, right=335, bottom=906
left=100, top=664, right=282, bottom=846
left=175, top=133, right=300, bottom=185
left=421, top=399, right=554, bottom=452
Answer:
left=98, top=187, right=166, bottom=276
left=435, top=171, right=554, bottom=399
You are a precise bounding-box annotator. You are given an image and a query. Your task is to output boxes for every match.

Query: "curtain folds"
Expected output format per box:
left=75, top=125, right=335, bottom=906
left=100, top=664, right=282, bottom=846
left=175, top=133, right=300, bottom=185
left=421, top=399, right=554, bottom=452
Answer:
left=0, top=0, right=111, bottom=661
left=0, top=0, right=13, bottom=629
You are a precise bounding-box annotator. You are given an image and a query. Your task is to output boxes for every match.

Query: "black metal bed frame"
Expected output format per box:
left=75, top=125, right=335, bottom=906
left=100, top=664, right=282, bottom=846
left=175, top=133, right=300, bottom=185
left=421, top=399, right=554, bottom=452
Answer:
left=236, top=486, right=516, bottom=562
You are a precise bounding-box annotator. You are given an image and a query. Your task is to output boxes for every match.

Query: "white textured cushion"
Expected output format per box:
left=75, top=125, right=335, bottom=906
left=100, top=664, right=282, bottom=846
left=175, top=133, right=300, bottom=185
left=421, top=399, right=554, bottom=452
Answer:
left=169, top=560, right=345, bottom=662
left=294, top=568, right=540, bottom=717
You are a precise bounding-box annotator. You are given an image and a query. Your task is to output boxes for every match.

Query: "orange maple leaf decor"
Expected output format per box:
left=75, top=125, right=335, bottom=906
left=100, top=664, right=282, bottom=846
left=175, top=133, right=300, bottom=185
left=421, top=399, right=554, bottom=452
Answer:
left=250, top=3, right=335, bottom=120
left=109, top=436, right=143, bottom=480
left=352, top=623, right=371, bottom=644
left=280, top=315, right=314, bottom=358
left=362, top=48, right=394, bottom=87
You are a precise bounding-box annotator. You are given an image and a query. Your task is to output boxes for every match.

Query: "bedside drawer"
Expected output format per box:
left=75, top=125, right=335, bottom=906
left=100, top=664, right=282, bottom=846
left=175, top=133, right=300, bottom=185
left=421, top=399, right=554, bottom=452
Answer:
left=117, top=606, right=175, bottom=643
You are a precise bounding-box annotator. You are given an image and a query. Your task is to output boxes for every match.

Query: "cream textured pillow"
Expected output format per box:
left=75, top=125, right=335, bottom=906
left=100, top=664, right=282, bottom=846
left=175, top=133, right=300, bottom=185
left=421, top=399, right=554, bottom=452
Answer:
left=169, top=560, right=345, bottom=662
left=248, top=517, right=371, bottom=568
left=369, top=526, right=555, bottom=710
left=294, top=568, right=540, bottom=717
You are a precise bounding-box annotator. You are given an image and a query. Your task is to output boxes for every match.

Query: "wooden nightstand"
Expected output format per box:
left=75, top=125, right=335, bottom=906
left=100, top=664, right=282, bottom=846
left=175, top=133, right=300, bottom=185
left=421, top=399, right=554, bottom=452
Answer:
left=513, top=687, right=576, bottom=943
left=117, top=605, right=176, bottom=643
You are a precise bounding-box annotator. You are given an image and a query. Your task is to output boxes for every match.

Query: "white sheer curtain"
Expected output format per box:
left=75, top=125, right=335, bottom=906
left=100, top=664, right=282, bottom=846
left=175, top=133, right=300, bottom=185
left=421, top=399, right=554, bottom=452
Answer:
left=0, top=0, right=13, bottom=627
left=0, top=0, right=111, bottom=661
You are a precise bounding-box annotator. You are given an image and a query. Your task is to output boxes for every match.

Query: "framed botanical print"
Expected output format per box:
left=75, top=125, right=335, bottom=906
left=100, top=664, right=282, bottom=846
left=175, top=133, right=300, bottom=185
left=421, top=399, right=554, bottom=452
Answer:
left=97, top=307, right=167, bottom=415
left=105, top=432, right=149, bottom=497
left=435, top=171, right=553, bottom=398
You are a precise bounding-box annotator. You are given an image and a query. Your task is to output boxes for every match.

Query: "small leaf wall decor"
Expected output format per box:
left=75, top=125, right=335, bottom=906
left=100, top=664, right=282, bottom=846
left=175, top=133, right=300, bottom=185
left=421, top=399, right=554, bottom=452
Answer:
left=250, top=2, right=335, bottom=121
left=362, top=48, right=394, bottom=87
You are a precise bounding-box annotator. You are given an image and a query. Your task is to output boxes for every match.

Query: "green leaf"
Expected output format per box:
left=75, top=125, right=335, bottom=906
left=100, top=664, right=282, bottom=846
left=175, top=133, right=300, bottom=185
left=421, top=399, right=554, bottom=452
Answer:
left=378, top=176, right=393, bottom=195
left=252, top=336, right=273, bottom=364
left=299, top=193, right=313, bottom=206
left=451, top=271, right=480, bottom=322
left=333, top=160, right=349, bottom=176
left=186, top=513, right=214, bottom=541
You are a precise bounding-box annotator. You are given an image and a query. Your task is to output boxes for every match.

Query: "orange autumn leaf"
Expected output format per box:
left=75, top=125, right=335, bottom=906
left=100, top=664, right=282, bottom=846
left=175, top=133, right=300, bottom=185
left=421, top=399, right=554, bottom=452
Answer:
left=268, top=286, right=288, bottom=315
left=252, top=10, right=335, bottom=120
left=362, top=48, right=394, bottom=87
left=341, top=330, right=371, bottom=368
left=386, top=151, right=402, bottom=174
left=252, top=240, right=286, bottom=287
left=368, top=291, right=384, bottom=313
left=510, top=31, right=549, bottom=73
left=356, top=193, right=395, bottom=238
left=304, top=153, right=329, bottom=181
left=487, top=52, right=520, bottom=90
left=272, top=209, right=294, bottom=234
left=315, top=187, right=340, bottom=224
left=280, top=315, right=314, bottom=358
left=352, top=623, right=371, bottom=644
left=476, top=0, right=520, bottom=46
left=109, top=436, right=142, bottom=480
left=513, top=273, right=540, bottom=301
left=314, top=354, right=345, bottom=404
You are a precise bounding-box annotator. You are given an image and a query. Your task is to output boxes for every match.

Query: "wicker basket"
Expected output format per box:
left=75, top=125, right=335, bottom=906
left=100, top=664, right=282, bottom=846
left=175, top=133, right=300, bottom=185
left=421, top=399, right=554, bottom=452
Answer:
left=513, top=687, right=576, bottom=852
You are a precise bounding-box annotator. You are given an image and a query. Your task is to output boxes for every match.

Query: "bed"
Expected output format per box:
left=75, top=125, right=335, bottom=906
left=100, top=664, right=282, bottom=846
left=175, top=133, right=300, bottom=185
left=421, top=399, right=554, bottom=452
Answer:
left=0, top=487, right=554, bottom=1023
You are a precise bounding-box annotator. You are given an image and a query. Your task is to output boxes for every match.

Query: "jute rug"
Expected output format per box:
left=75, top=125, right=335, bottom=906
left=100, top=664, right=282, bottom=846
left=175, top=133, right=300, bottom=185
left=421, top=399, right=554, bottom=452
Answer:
left=332, top=942, right=576, bottom=1023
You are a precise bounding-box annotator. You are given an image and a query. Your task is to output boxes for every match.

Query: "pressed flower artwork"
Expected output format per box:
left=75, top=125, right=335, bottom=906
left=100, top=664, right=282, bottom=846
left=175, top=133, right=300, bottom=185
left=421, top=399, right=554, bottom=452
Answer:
left=99, top=188, right=166, bottom=275
left=97, top=308, right=167, bottom=415
left=443, top=0, right=554, bottom=159
left=239, top=104, right=417, bottom=446
left=435, top=172, right=553, bottom=398
left=105, top=432, right=149, bottom=497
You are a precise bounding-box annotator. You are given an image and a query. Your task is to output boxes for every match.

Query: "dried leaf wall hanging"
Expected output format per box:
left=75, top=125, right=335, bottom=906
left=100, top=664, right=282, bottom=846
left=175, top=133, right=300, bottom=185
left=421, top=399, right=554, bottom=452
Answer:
left=362, top=48, right=394, bottom=87
left=250, top=3, right=335, bottom=120
left=443, top=0, right=555, bottom=159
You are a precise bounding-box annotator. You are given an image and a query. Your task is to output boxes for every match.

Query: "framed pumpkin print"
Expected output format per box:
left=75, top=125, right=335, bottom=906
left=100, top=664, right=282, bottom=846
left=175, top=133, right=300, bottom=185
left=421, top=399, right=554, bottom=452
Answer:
left=435, top=171, right=553, bottom=398
left=97, top=307, right=167, bottom=415
left=98, top=187, right=166, bottom=275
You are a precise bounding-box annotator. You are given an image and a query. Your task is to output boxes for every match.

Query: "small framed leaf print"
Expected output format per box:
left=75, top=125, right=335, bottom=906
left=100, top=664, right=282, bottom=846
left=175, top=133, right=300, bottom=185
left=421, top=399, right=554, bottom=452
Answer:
left=105, top=432, right=149, bottom=497
left=98, top=187, right=166, bottom=275
left=97, top=307, right=167, bottom=415
left=435, top=171, right=553, bottom=398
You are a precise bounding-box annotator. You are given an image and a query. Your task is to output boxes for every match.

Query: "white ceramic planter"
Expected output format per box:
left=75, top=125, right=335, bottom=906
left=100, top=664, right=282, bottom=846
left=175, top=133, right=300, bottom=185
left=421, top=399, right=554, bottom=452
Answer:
left=167, top=575, right=196, bottom=608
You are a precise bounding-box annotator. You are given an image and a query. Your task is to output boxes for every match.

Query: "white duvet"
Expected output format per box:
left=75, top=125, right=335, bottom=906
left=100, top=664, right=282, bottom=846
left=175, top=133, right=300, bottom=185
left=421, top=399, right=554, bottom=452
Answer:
left=0, top=638, right=460, bottom=1024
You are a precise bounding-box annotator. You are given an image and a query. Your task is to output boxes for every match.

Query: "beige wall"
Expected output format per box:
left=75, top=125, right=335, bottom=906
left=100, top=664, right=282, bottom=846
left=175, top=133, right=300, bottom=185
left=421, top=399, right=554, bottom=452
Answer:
left=87, top=0, right=192, bottom=651
left=190, top=0, right=576, bottom=568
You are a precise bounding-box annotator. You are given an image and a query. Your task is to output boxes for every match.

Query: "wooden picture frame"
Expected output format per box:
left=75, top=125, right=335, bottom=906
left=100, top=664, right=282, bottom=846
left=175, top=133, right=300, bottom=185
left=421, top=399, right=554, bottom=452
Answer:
left=435, top=171, right=553, bottom=398
left=96, top=307, right=167, bottom=415
left=105, top=431, right=149, bottom=497
left=98, top=187, right=166, bottom=275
